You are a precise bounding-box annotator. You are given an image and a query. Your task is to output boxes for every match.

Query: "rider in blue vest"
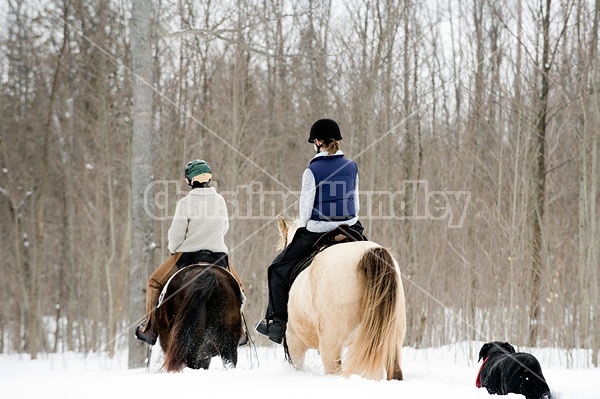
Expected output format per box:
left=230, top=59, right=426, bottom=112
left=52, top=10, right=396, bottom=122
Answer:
left=255, top=118, right=365, bottom=344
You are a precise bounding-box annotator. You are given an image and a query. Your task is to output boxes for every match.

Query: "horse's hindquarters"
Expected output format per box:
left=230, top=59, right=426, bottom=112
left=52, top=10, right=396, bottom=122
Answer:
left=287, top=242, right=406, bottom=380
left=155, top=265, right=243, bottom=372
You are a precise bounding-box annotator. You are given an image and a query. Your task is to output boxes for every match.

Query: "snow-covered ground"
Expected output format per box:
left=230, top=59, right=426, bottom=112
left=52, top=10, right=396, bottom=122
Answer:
left=1, top=342, right=598, bottom=399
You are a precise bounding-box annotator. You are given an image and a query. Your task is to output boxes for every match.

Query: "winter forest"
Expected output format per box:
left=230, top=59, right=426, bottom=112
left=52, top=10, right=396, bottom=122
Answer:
left=0, top=0, right=598, bottom=370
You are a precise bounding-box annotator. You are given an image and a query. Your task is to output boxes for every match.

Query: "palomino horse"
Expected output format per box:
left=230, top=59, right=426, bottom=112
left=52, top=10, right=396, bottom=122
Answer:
left=278, top=218, right=406, bottom=380
left=154, top=264, right=244, bottom=372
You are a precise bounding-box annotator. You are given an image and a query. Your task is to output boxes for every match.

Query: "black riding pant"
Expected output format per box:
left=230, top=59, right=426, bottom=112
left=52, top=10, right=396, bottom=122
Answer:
left=265, top=221, right=364, bottom=322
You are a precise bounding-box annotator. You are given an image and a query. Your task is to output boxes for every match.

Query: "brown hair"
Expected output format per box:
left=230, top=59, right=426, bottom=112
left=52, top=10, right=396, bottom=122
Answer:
left=321, top=139, right=340, bottom=155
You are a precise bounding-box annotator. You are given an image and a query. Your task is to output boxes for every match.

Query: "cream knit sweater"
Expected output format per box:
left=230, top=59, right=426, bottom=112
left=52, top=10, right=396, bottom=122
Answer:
left=168, top=187, right=229, bottom=254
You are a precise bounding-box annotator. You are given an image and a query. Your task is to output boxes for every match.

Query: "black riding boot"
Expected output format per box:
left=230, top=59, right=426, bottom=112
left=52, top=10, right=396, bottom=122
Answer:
left=255, top=318, right=286, bottom=344
left=135, top=319, right=157, bottom=345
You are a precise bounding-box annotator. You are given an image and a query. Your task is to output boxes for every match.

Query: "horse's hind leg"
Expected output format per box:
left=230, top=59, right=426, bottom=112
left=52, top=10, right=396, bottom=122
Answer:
left=380, top=342, right=404, bottom=380
left=318, top=336, right=343, bottom=375
left=388, top=355, right=403, bottom=380
left=220, top=339, right=238, bottom=369
left=188, top=357, right=211, bottom=370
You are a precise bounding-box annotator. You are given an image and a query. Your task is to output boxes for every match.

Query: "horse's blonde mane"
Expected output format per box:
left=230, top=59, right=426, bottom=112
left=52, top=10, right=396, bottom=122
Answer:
left=276, top=234, right=286, bottom=252
left=275, top=217, right=300, bottom=251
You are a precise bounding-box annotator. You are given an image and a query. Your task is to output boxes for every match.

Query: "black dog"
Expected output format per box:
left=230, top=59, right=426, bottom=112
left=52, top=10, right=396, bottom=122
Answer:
left=476, top=342, right=551, bottom=399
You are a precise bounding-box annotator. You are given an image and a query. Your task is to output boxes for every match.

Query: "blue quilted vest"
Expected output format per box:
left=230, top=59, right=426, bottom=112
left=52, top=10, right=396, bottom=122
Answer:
left=308, top=154, right=358, bottom=221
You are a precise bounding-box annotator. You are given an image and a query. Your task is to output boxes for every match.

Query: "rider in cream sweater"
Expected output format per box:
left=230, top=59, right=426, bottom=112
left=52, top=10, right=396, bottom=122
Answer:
left=168, top=186, right=229, bottom=254
left=136, top=160, right=244, bottom=346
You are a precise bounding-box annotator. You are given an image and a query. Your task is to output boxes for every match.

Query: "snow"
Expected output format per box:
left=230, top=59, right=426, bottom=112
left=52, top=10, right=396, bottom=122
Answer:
left=1, top=342, right=598, bottom=399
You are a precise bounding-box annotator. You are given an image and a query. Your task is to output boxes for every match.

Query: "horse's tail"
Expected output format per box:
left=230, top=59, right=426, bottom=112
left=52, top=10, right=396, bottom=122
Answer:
left=162, top=270, right=217, bottom=372
left=343, top=246, right=404, bottom=380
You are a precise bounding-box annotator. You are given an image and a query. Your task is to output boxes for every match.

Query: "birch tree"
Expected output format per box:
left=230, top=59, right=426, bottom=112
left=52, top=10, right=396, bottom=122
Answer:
left=128, top=0, right=155, bottom=368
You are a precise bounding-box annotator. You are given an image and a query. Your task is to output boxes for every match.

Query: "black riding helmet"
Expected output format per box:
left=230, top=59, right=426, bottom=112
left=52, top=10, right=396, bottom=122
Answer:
left=308, top=118, right=342, bottom=143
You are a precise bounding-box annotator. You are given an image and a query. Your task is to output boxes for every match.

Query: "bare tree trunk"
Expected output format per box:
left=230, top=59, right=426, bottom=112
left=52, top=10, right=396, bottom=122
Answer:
left=590, top=101, right=599, bottom=366
left=56, top=100, right=72, bottom=353
left=402, top=0, right=417, bottom=264
left=466, top=0, right=486, bottom=342
left=104, top=112, right=116, bottom=357
left=128, top=0, right=154, bottom=369
left=508, top=0, right=526, bottom=346
left=26, top=2, right=70, bottom=356
left=55, top=2, right=74, bottom=354
left=529, top=0, right=551, bottom=347
left=589, top=0, right=600, bottom=368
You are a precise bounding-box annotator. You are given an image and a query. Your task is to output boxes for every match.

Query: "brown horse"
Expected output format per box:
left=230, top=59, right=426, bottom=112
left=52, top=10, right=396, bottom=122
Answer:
left=279, top=218, right=406, bottom=380
left=154, top=264, right=244, bottom=372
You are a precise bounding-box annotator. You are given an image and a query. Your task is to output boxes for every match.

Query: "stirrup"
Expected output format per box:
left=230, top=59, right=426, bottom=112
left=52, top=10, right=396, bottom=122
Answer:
left=255, top=319, right=269, bottom=336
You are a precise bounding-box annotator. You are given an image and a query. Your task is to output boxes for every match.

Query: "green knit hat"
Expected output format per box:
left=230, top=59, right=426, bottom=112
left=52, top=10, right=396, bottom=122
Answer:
left=185, top=159, right=212, bottom=184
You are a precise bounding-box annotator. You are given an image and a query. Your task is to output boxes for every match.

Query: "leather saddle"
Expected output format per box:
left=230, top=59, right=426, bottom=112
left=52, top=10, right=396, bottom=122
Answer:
left=313, top=224, right=366, bottom=250
left=289, top=224, right=367, bottom=284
